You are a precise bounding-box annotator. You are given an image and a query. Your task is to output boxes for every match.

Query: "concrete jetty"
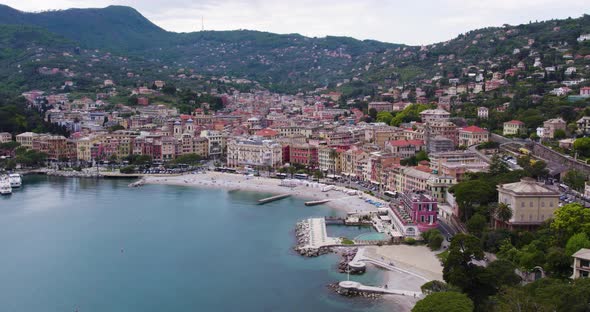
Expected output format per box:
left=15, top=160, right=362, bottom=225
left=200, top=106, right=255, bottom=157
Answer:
left=304, top=199, right=331, bottom=206
left=337, top=281, right=422, bottom=297
left=257, top=194, right=291, bottom=204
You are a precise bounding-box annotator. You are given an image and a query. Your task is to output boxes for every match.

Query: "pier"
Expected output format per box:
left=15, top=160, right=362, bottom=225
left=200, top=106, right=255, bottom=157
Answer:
left=257, top=194, right=291, bottom=204
left=337, top=281, right=422, bottom=297
left=304, top=199, right=331, bottom=206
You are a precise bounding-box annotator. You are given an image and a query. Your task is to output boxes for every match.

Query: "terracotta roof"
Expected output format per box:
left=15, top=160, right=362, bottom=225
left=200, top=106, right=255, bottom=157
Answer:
left=460, top=125, right=487, bottom=133
left=388, top=140, right=424, bottom=147
left=255, top=128, right=278, bottom=137
left=505, top=120, right=525, bottom=125
left=415, top=165, right=432, bottom=173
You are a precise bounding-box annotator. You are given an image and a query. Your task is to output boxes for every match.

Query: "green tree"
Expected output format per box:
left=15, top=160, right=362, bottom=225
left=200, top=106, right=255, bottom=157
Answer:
left=423, top=229, right=445, bottom=250
left=496, top=202, right=513, bottom=226
left=173, top=153, right=203, bottom=165
left=563, top=170, right=586, bottom=191
left=120, top=165, right=135, bottom=174
left=443, top=234, right=485, bottom=302
left=544, top=247, right=572, bottom=279
left=376, top=111, right=393, bottom=124
left=368, top=108, right=377, bottom=120
left=162, top=84, right=177, bottom=95
left=488, top=155, right=510, bottom=175
left=467, top=213, right=487, bottom=237
left=412, top=292, right=474, bottom=312
left=574, top=137, right=590, bottom=158
left=451, top=180, right=496, bottom=222
left=553, top=129, right=566, bottom=140
left=420, top=280, right=458, bottom=295
left=551, top=203, right=590, bottom=242
left=565, top=233, right=590, bottom=257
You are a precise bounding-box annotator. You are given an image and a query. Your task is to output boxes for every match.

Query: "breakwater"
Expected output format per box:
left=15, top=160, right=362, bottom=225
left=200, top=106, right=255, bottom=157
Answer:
left=258, top=194, right=291, bottom=204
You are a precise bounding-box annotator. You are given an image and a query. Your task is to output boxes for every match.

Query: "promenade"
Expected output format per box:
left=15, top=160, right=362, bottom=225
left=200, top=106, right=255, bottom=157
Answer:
left=307, top=218, right=340, bottom=249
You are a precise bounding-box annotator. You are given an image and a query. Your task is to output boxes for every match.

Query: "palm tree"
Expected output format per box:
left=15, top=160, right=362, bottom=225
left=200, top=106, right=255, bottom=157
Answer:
left=496, top=202, right=513, bottom=228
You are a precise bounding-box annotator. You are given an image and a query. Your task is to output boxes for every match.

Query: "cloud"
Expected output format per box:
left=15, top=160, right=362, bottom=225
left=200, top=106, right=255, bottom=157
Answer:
left=2, top=0, right=588, bottom=45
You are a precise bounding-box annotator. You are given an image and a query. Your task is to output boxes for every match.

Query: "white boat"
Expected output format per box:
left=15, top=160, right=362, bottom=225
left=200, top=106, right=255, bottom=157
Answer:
left=0, top=176, right=12, bottom=195
left=8, top=174, right=22, bottom=188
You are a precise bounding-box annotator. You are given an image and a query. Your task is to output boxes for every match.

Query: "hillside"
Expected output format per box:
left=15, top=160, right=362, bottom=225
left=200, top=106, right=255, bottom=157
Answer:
left=0, top=5, right=589, bottom=95
left=0, top=5, right=169, bottom=51
left=0, top=5, right=402, bottom=92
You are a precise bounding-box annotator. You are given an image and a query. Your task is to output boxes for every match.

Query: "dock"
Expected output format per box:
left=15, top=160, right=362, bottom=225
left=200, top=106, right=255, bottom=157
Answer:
left=257, top=194, right=291, bottom=204
left=338, top=281, right=422, bottom=297
left=304, top=199, right=331, bottom=206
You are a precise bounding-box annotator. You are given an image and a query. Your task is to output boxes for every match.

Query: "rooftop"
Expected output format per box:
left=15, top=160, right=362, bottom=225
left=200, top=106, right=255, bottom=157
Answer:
left=498, top=178, right=559, bottom=196
left=460, top=125, right=487, bottom=133
left=572, top=248, right=590, bottom=260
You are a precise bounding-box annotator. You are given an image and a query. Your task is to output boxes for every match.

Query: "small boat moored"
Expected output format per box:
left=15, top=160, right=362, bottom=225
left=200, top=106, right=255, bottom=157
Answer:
left=8, top=173, right=22, bottom=188
left=0, top=175, right=12, bottom=195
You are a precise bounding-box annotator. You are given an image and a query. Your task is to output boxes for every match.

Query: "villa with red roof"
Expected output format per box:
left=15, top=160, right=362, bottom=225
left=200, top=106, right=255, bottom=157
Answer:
left=385, top=139, right=425, bottom=159
left=503, top=120, right=526, bottom=136
left=458, top=125, right=489, bottom=146
left=255, top=128, right=279, bottom=139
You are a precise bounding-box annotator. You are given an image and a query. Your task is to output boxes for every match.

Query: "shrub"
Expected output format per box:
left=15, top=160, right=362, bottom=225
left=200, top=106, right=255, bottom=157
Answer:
left=404, top=237, right=417, bottom=245
left=120, top=166, right=136, bottom=174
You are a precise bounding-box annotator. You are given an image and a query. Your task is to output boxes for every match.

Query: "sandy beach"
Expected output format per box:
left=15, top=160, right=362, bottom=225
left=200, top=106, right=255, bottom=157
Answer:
left=143, top=172, right=384, bottom=213
left=361, top=245, right=444, bottom=311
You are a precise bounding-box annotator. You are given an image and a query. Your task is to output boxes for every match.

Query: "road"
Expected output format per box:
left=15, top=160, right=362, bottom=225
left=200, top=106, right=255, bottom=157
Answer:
left=437, top=220, right=457, bottom=239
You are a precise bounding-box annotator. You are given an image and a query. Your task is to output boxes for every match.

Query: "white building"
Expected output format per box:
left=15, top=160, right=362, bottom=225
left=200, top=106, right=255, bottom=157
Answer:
left=226, top=137, right=283, bottom=168
left=200, top=130, right=225, bottom=157
left=477, top=107, right=489, bottom=119
left=419, top=109, right=450, bottom=124
left=572, top=248, right=590, bottom=278
left=0, top=132, right=11, bottom=143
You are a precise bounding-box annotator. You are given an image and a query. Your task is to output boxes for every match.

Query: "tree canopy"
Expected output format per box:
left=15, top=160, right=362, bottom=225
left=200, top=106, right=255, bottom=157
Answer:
left=412, top=292, right=474, bottom=312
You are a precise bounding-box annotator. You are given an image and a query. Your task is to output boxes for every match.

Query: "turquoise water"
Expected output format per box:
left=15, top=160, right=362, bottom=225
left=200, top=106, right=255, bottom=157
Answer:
left=355, top=232, right=390, bottom=241
left=0, top=175, right=395, bottom=312
left=327, top=224, right=376, bottom=239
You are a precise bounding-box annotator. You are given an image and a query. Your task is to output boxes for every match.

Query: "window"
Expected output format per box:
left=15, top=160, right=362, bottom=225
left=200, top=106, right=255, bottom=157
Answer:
left=529, top=201, right=533, bottom=207
left=550, top=201, right=554, bottom=207
left=581, top=260, right=590, bottom=268
left=521, top=202, right=525, bottom=208
left=541, top=201, right=545, bottom=207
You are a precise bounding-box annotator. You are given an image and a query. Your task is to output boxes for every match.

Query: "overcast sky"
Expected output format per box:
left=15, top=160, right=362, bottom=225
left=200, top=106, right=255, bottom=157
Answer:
left=2, top=0, right=588, bottom=45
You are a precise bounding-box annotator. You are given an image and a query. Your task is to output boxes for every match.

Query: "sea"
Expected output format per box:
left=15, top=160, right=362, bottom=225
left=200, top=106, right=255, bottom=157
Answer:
left=0, top=175, right=399, bottom=312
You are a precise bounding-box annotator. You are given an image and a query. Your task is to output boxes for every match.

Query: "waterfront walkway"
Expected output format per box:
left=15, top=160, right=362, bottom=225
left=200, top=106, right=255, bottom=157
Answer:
left=339, top=281, right=422, bottom=297
left=351, top=248, right=430, bottom=282
left=307, top=218, right=340, bottom=249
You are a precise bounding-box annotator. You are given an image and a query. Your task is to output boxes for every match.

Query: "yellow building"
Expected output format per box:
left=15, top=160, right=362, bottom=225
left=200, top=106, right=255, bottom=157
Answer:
left=503, top=120, right=526, bottom=136
left=497, top=178, right=560, bottom=230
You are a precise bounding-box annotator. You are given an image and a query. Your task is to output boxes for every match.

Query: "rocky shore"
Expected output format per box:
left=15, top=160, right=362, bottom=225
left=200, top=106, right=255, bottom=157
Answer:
left=46, top=170, right=101, bottom=178
left=327, top=283, right=382, bottom=299
left=337, top=248, right=364, bottom=274
left=293, top=220, right=331, bottom=257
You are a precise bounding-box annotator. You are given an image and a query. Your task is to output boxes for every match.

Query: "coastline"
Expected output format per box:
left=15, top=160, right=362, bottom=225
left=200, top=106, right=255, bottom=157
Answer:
left=142, top=172, right=383, bottom=214
left=143, top=172, right=442, bottom=312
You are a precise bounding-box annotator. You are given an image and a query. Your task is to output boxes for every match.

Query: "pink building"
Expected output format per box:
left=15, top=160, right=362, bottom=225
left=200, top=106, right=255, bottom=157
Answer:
left=289, top=144, right=318, bottom=168
left=390, top=191, right=438, bottom=236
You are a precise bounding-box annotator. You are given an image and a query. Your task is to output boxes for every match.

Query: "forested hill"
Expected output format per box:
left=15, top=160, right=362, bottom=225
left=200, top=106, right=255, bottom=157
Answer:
left=0, top=4, right=402, bottom=91
left=0, top=4, right=589, bottom=93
